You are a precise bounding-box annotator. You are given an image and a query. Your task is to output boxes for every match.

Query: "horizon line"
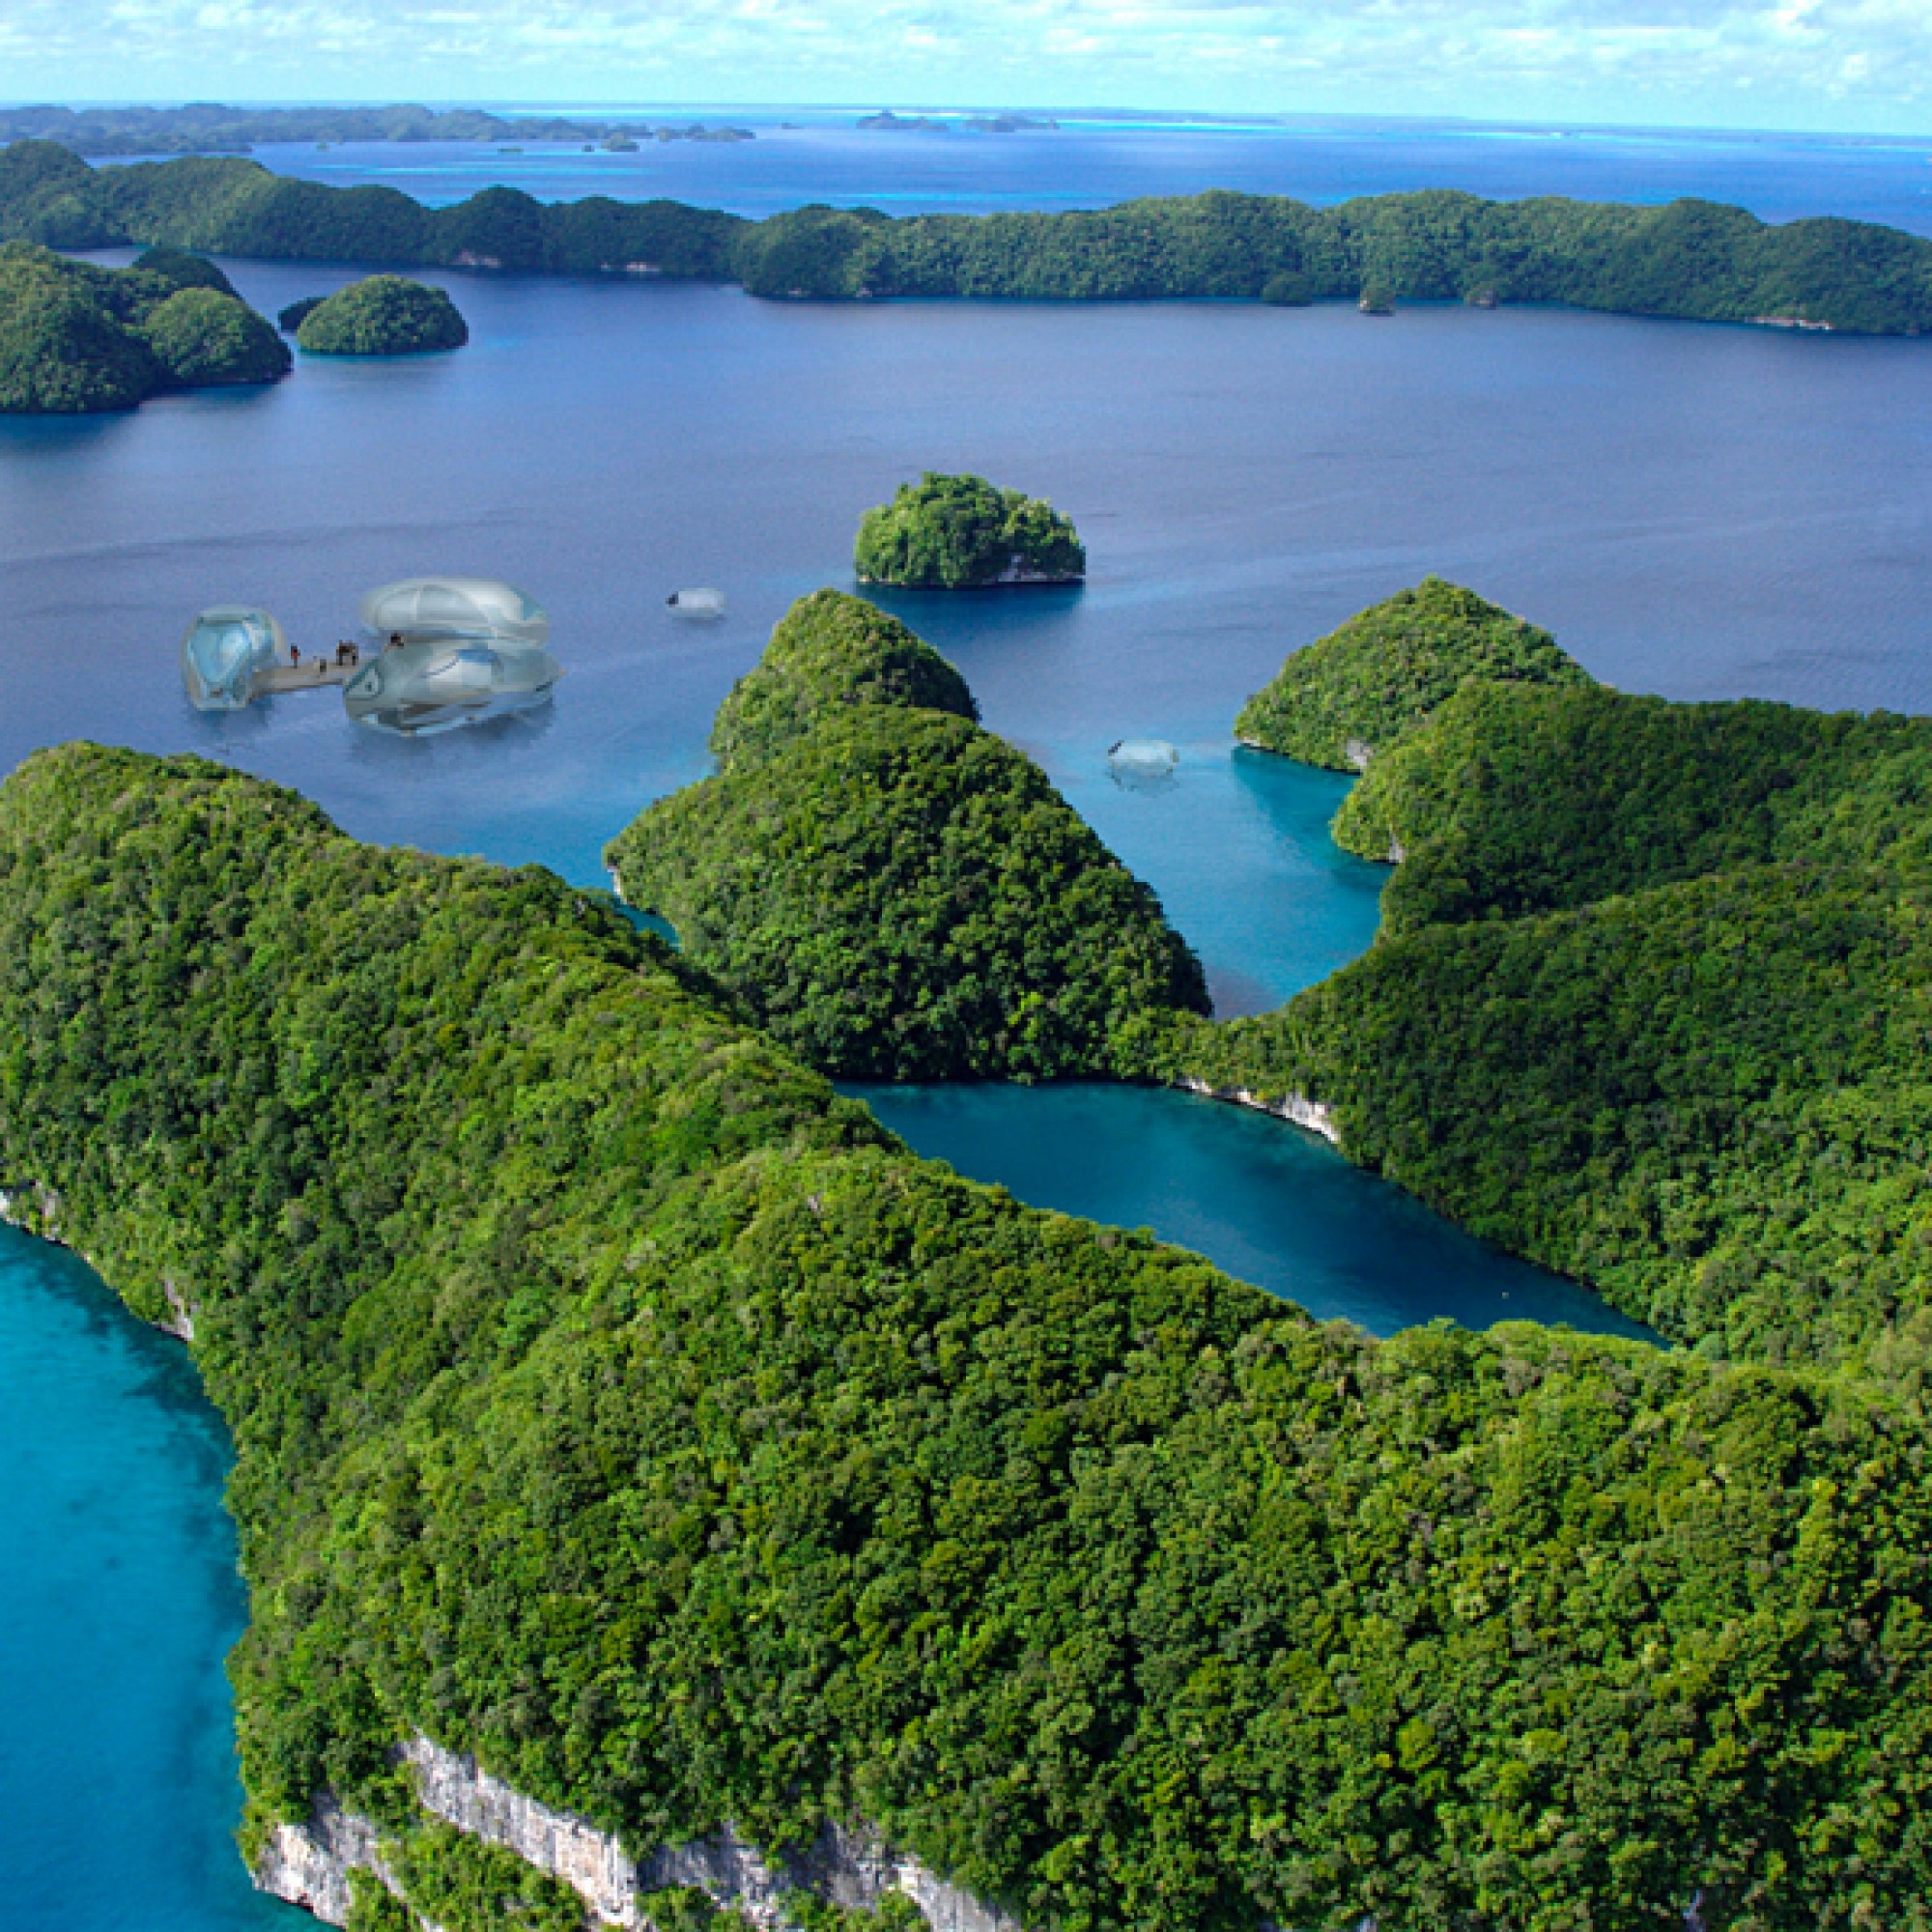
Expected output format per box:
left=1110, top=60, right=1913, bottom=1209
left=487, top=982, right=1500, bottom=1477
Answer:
left=6, top=99, right=1930, bottom=150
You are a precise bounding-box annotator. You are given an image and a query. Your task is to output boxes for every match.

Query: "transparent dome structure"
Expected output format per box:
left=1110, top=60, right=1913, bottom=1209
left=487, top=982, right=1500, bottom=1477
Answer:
left=342, top=638, right=563, bottom=738
left=668, top=587, right=725, bottom=619
left=357, top=577, right=550, bottom=648
left=1107, top=738, right=1180, bottom=787
left=182, top=606, right=287, bottom=711
left=177, top=578, right=559, bottom=734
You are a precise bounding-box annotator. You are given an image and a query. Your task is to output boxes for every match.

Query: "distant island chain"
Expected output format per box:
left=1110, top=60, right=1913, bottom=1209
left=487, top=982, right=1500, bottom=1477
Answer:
left=5, top=137, right=1932, bottom=333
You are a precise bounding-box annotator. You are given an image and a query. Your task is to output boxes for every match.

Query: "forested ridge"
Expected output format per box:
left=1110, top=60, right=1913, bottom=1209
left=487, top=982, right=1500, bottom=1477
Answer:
left=1235, top=578, right=1592, bottom=774
left=0, top=237, right=287, bottom=411
left=7, top=136, right=1932, bottom=332
left=608, top=590, right=1205, bottom=1080
left=1330, top=681, right=1932, bottom=931
left=1183, top=586, right=1932, bottom=1379
left=3, top=743, right=1927, bottom=1928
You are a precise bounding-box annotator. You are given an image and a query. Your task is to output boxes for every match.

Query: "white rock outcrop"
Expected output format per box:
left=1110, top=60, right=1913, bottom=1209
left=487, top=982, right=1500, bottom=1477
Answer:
left=257, top=1796, right=393, bottom=1925
left=1173, top=1078, right=1341, bottom=1147
left=0, top=1179, right=63, bottom=1242
left=158, top=1277, right=197, bottom=1342
left=257, top=1733, right=1020, bottom=1932
left=0, top=1179, right=198, bottom=1339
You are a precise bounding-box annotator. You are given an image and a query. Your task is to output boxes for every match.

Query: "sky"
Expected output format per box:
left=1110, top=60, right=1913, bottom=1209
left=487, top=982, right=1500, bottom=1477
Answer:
left=3, top=0, right=1932, bottom=136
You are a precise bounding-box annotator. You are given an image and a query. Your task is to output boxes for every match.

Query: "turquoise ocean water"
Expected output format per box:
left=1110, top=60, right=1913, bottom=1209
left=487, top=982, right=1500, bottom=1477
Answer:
left=0, top=1229, right=301, bottom=1929
left=7, top=122, right=1932, bottom=1923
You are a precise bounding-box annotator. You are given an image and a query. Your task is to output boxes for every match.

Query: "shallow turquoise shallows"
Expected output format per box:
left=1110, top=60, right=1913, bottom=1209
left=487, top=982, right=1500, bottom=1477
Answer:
left=0, top=1227, right=304, bottom=1931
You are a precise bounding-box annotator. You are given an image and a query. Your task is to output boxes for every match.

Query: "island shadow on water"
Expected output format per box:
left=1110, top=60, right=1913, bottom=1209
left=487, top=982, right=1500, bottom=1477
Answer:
left=850, top=1080, right=1655, bottom=1343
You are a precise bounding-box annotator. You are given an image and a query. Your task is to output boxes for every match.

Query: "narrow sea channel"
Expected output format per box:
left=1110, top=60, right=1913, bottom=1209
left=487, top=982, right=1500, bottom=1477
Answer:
left=851, top=1081, right=1651, bottom=1340
left=843, top=737, right=1651, bottom=1341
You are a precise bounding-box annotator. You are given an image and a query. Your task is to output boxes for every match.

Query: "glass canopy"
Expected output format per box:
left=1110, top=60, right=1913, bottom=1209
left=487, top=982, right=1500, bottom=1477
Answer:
left=178, top=579, right=560, bottom=735
left=181, top=606, right=286, bottom=712
left=357, top=577, right=551, bottom=647
left=1107, top=737, right=1180, bottom=787
left=342, top=637, right=564, bottom=738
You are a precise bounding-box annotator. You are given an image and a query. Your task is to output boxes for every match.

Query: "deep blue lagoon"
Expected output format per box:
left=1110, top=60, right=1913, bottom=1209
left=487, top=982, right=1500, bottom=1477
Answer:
left=6, top=198, right=1932, bottom=1925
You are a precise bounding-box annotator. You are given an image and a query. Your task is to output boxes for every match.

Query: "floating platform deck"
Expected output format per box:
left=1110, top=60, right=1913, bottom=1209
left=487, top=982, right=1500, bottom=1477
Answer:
left=255, top=660, right=357, bottom=695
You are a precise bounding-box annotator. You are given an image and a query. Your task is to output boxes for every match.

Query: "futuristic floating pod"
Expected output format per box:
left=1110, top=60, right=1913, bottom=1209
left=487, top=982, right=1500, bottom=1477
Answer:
left=344, top=636, right=563, bottom=738
left=347, top=576, right=562, bottom=737
left=179, top=578, right=561, bottom=737
left=1107, top=737, right=1180, bottom=787
left=667, top=587, right=725, bottom=619
left=181, top=606, right=287, bottom=711
left=358, top=577, right=552, bottom=649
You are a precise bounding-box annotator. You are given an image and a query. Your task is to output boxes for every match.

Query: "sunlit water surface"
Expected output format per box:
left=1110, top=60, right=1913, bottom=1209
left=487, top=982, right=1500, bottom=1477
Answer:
left=165, top=111, right=1932, bottom=234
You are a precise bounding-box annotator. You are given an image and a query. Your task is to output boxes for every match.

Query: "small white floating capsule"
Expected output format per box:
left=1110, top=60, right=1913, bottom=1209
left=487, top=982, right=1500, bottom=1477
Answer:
left=1107, top=737, right=1180, bottom=786
left=667, top=588, right=726, bottom=619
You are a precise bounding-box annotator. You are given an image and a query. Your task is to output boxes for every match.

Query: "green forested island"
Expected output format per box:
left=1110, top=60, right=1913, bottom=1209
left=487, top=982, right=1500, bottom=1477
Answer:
left=1176, top=583, right=1932, bottom=1376
left=0, top=239, right=288, bottom=412
left=8, top=137, right=1932, bottom=332
left=607, top=591, right=1200, bottom=1078
left=1, top=740, right=1925, bottom=1930
left=703, top=586, right=982, bottom=766
left=277, top=295, right=325, bottom=333
left=294, top=274, right=469, bottom=355
left=1234, top=576, right=1592, bottom=772
left=855, top=474, right=1086, bottom=588
left=0, top=103, right=738, bottom=156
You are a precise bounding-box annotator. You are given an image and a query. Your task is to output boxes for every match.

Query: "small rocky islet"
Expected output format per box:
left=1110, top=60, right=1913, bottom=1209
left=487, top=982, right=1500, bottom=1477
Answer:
left=291, top=275, right=469, bottom=356
left=853, top=472, right=1085, bottom=588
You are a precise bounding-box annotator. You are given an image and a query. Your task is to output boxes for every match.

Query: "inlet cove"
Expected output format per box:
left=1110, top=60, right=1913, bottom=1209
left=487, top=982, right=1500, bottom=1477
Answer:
left=4, top=174, right=1932, bottom=1932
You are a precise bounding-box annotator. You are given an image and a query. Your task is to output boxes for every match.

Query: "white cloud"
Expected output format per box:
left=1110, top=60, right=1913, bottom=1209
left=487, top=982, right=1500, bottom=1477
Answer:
left=5, top=0, right=1932, bottom=130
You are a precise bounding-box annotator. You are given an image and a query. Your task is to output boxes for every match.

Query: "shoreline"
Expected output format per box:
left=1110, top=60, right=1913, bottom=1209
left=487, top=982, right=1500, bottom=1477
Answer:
left=1170, top=1075, right=1341, bottom=1146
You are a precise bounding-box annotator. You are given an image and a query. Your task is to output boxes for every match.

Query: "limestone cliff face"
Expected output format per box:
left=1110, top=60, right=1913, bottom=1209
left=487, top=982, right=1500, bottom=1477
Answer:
left=0, top=1179, right=65, bottom=1244
left=157, top=1276, right=197, bottom=1341
left=257, top=1797, right=393, bottom=1925
left=1174, top=1077, right=1341, bottom=1147
left=257, top=1733, right=1020, bottom=1932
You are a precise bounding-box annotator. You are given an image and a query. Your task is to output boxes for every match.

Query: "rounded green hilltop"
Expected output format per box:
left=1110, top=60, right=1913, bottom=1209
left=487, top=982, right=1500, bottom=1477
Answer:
left=0, top=241, right=288, bottom=412
left=855, top=472, right=1086, bottom=588
left=294, top=274, right=469, bottom=356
